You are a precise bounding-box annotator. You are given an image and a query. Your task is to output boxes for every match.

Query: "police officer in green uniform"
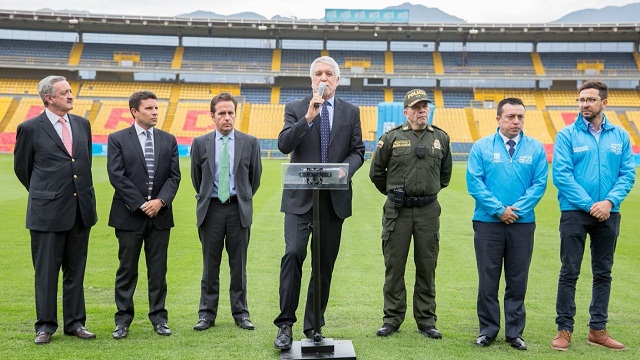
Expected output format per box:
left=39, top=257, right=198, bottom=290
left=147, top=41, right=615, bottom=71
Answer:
left=369, top=89, right=452, bottom=339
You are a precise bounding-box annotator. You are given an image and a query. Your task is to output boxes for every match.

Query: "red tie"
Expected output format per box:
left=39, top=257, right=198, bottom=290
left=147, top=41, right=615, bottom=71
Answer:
left=59, top=118, right=72, bottom=156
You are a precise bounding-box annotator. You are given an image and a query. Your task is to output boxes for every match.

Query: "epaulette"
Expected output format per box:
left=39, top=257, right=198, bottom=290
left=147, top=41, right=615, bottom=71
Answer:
left=384, top=124, right=404, bottom=134
left=430, top=124, right=449, bottom=136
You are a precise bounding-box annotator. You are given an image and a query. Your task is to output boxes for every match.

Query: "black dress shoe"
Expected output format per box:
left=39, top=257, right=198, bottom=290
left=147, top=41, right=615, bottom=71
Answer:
left=112, top=325, right=128, bottom=339
left=274, top=325, right=292, bottom=350
left=34, top=332, right=51, bottom=345
left=418, top=326, right=442, bottom=339
left=68, top=326, right=96, bottom=340
left=235, top=317, right=255, bottom=330
left=154, top=323, right=171, bottom=336
left=376, top=323, right=399, bottom=337
left=476, top=334, right=495, bottom=347
left=193, top=319, right=213, bottom=331
left=508, top=337, right=527, bottom=350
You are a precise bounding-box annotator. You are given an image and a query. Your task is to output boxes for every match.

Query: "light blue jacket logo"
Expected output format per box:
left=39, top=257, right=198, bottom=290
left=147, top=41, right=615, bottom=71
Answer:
left=610, top=143, right=622, bottom=155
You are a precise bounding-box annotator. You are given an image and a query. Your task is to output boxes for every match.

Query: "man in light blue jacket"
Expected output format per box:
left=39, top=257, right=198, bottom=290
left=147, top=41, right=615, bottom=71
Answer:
left=467, top=97, right=548, bottom=351
left=551, top=80, right=635, bottom=351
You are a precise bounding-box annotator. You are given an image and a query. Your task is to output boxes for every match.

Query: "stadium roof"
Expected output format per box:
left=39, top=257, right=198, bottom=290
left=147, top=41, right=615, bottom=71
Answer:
left=2, top=9, right=640, bottom=43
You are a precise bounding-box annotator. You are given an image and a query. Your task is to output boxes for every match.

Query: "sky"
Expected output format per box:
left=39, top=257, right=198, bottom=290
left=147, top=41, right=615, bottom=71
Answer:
left=1, top=0, right=637, bottom=24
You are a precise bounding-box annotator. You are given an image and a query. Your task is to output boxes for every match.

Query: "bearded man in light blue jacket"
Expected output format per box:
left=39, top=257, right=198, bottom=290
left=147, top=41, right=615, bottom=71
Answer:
left=467, top=97, right=548, bottom=351
left=551, top=80, right=635, bottom=351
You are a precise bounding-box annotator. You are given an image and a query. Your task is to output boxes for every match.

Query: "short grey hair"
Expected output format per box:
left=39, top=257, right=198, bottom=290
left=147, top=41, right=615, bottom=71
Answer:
left=309, top=56, right=340, bottom=79
left=38, top=75, right=68, bottom=106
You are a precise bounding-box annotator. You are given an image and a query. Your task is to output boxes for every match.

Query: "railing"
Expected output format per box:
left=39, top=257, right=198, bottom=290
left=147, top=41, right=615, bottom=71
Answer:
left=0, top=56, right=639, bottom=80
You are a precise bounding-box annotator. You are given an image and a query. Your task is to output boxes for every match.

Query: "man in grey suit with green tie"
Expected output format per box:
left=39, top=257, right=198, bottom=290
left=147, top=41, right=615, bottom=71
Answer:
left=191, top=92, right=262, bottom=332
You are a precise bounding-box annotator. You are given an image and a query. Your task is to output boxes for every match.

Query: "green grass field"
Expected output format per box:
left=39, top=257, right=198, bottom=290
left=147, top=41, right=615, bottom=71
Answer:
left=1, top=153, right=638, bottom=359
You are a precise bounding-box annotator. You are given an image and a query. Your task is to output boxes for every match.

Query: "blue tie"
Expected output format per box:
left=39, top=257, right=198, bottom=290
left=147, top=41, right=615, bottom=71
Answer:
left=320, top=102, right=330, bottom=163
left=144, top=131, right=154, bottom=200
left=507, top=139, right=515, bottom=158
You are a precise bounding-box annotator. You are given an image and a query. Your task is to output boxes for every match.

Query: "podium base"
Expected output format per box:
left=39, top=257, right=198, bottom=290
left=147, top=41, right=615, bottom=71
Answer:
left=280, top=339, right=356, bottom=359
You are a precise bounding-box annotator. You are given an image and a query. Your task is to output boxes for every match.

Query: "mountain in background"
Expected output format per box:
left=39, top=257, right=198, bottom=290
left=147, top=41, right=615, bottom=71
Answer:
left=37, top=2, right=640, bottom=24
left=551, top=3, right=640, bottom=23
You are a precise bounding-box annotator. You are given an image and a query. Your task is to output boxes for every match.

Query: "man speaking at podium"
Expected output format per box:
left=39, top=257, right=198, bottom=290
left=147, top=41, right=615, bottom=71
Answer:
left=273, top=56, right=365, bottom=350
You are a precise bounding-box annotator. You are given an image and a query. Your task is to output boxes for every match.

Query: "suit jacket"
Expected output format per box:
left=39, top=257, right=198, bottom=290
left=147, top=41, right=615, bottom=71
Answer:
left=278, top=95, right=365, bottom=219
left=107, top=125, right=181, bottom=231
left=14, top=112, right=97, bottom=231
left=191, top=130, right=262, bottom=228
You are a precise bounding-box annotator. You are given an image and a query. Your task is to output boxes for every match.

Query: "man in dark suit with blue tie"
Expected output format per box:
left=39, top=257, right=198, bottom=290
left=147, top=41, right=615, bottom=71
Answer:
left=14, top=75, right=98, bottom=345
left=107, top=91, right=181, bottom=339
left=273, top=56, right=365, bottom=350
left=190, top=92, right=262, bottom=332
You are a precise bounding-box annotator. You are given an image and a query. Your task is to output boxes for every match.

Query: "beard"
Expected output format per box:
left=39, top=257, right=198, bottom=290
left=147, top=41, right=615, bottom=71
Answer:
left=582, top=108, right=602, bottom=122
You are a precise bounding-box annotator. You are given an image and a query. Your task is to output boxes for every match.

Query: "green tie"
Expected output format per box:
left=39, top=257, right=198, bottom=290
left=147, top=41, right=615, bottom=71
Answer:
left=218, top=135, right=230, bottom=202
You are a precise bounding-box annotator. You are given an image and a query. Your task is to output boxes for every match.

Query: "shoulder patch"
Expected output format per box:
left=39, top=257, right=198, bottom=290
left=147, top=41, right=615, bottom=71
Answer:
left=377, top=139, right=384, bottom=148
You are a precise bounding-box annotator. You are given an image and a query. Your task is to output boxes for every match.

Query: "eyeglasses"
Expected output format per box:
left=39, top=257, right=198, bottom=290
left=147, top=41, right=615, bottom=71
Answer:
left=576, top=98, right=600, bottom=105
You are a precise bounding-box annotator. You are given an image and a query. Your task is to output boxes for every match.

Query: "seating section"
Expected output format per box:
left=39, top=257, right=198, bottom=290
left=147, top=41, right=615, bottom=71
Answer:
left=170, top=102, right=215, bottom=139
left=441, top=52, right=533, bottom=69
left=281, top=49, right=321, bottom=71
left=79, top=81, right=173, bottom=99
left=359, top=106, right=378, bottom=141
left=179, top=84, right=241, bottom=100
left=475, top=89, right=538, bottom=108
left=241, top=86, right=272, bottom=104
left=0, top=79, right=40, bottom=96
left=329, top=50, right=386, bottom=73
left=248, top=104, right=284, bottom=139
left=0, top=39, right=72, bottom=60
left=543, top=91, right=577, bottom=107
left=442, top=90, right=474, bottom=108
left=182, top=47, right=272, bottom=71
left=92, top=100, right=168, bottom=137
left=432, top=108, right=472, bottom=143
left=540, top=52, right=637, bottom=69
left=609, top=90, right=640, bottom=107
left=393, top=51, right=434, bottom=73
left=81, top=43, right=175, bottom=63
left=0, top=97, right=13, bottom=123
left=2, top=97, right=93, bottom=132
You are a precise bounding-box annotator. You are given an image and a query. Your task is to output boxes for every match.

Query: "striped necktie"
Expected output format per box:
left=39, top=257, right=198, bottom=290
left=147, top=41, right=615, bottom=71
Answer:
left=218, top=135, right=230, bottom=202
left=144, top=130, right=154, bottom=200
left=59, top=118, right=72, bottom=155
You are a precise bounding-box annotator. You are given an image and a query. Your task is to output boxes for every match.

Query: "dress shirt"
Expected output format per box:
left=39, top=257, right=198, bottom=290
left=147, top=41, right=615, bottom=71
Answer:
left=45, top=108, right=72, bottom=143
left=133, top=122, right=154, bottom=153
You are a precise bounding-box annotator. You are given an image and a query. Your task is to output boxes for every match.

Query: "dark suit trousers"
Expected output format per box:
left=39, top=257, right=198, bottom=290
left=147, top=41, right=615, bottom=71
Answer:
left=274, top=192, right=344, bottom=332
left=197, top=200, right=250, bottom=321
left=114, top=218, right=170, bottom=326
left=473, top=221, right=535, bottom=340
left=31, top=210, right=90, bottom=334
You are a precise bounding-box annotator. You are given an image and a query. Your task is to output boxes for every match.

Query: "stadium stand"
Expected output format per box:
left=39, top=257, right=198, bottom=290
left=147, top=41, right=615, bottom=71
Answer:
left=0, top=39, right=72, bottom=60
left=91, top=100, right=168, bottom=142
left=78, top=81, right=173, bottom=99
left=247, top=104, right=284, bottom=140
left=0, top=78, right=40, bottom=96
left=81, top=43, right=175, bottom=64
left=392, top=51, right=435, bottom=73
left=432, top=108, right=473, bottom=143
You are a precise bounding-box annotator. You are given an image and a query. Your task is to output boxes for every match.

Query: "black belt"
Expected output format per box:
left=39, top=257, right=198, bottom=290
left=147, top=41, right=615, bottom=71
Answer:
left=213, top=195, right=237, bottom=204
left=387, top=193, right=437, bottom=207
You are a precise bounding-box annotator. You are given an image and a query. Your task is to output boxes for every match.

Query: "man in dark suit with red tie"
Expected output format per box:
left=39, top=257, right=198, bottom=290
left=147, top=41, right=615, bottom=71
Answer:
left=190, top=92, right=262, bottom=332
left=107, top=90, right=181, bottom=339
left=14, top=75, right=98, bottom=345
left=273, top=56, right=365, bottom=350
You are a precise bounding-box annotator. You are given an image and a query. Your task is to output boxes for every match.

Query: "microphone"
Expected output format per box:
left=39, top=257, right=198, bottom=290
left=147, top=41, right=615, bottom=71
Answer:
left=314, top=83, right=327, bottom=109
